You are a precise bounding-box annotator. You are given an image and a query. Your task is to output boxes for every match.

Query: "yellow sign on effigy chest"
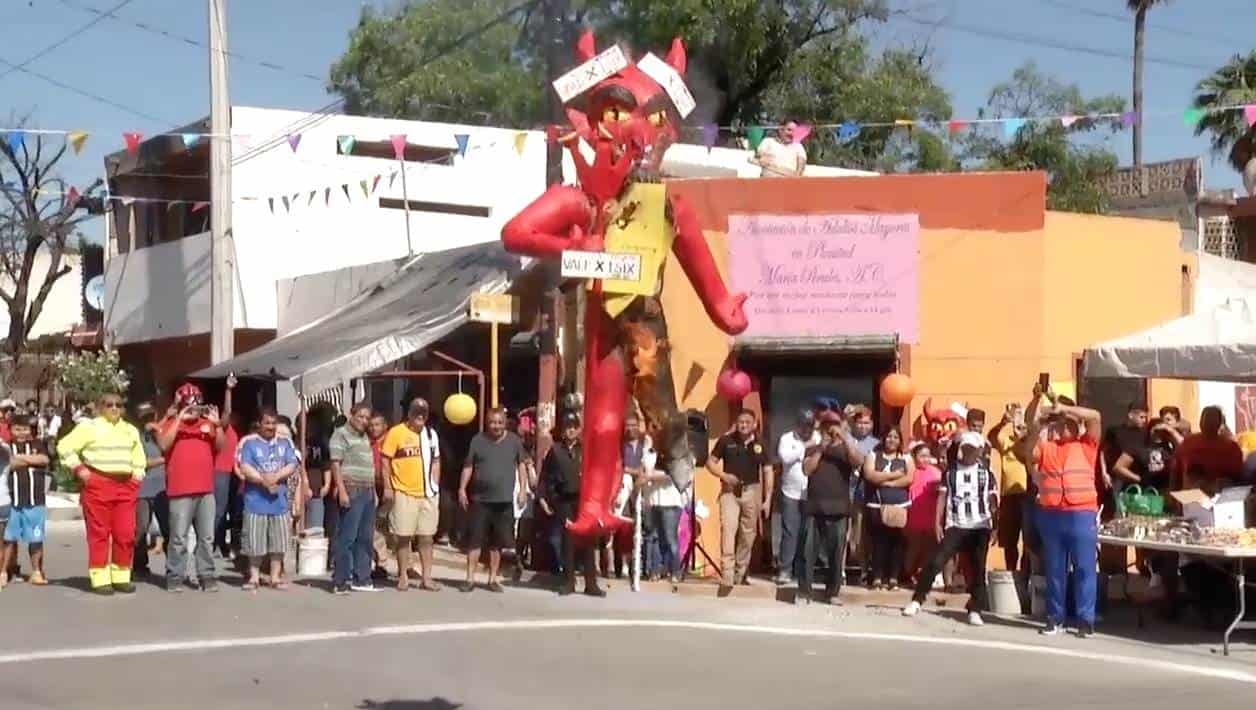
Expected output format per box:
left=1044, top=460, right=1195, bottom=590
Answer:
left=594, top=182, right=673, bottom=317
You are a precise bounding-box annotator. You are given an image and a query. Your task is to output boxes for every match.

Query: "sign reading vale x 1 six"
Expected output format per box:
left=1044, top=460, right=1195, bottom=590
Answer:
left=560, top=250, right=642, bottom=282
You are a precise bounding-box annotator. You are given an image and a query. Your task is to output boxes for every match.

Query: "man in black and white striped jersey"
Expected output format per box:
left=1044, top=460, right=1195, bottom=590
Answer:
left=902, top=430, right=999, bottom=626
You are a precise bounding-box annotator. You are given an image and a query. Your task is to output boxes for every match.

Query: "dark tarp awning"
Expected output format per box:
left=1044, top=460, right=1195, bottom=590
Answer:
left=193, top=243, right=529, bottom=394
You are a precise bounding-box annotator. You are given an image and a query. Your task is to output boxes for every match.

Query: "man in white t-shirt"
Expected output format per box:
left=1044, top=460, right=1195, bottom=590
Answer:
left=752, top=120, right=807, bottom=177
left=775, top=410, right=820, bottom=584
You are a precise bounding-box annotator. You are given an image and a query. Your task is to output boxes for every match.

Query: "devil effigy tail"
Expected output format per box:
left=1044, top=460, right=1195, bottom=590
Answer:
left=565, top=510, right=634, bottom=540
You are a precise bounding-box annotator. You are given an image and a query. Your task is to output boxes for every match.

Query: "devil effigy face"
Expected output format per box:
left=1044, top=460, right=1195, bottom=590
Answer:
left=560, top=32, right=690, bottom=203
left=921, top=397, right=966, bottom=447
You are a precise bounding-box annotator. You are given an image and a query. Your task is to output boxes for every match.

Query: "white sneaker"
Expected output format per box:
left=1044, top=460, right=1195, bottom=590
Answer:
left=902, top=600, right=921, bottom=617
left=967, top=611, right=984, bottom=626
left=350, top=583, right=381, bottom=592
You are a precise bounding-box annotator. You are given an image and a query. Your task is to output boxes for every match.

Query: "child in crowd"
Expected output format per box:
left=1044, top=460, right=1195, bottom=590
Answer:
left=903, top=443, right=942, bottom=587
left=1, top=416, right=52, bottom=587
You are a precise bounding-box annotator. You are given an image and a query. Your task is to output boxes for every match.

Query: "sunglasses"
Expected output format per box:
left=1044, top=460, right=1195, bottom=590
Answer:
left=101, top=401, right=124, bottom=409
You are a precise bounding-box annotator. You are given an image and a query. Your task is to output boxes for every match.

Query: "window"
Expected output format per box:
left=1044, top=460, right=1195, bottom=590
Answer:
left=338, top=139, right=456, bottom=164
left=378, top=198, right=490, bottom=218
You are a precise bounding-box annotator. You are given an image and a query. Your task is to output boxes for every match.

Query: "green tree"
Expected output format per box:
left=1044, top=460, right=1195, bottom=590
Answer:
left=327, top=0, right=954, bottom=173
left=963, top=63, right=1126, bottom=213
left=1127, top=0, right=1170, bottom=167
left=1191, top=51, right=1256, bottom=177
left=328, top=0, right=552, bottom=126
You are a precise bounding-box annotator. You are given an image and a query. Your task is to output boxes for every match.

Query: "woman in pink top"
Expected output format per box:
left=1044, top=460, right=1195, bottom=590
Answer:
left=904, top=443, right=943, bottom=586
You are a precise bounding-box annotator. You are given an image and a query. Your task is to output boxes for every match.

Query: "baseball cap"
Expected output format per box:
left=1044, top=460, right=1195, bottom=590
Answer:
left=958, top=431, right=984, bottom=449
left=0, top=398, right=15, bottom=410
left=560, top=410, right=581, bottom=428
left=818, top=410, right=843, bottom=426
left=136, top=402, right=156, bottom=418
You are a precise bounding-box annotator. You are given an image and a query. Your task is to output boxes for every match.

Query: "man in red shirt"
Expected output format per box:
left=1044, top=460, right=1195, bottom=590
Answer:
left=158, top=383, right=226, bottom=592
left=1175, top=406, right=1243, bottom=493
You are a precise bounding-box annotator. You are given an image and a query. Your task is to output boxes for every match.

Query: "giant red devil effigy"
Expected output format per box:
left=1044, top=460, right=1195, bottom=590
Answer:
left=501, top=31, right=749, bottom=539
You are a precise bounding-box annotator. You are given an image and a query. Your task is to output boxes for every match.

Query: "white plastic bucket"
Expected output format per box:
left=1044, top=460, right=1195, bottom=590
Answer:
left=297, top=536, right=329, bottom=577
left=987, top=570, right=1021, bottom=615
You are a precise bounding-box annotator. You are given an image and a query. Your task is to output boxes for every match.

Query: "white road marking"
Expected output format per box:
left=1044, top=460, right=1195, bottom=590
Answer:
left=1, top=618, right=1253, bottom=685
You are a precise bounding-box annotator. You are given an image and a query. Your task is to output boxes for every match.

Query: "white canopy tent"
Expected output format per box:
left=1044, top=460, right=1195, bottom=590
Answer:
left=1082, top=298, right=1256, bottom=383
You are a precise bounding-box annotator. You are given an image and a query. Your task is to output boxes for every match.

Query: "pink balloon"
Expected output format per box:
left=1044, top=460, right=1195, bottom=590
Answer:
left=716, top=368, right=753, bottom=401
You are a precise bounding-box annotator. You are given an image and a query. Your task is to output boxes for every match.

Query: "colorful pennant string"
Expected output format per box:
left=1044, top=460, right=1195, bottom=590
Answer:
left=454, top=133, right=470, bottom=157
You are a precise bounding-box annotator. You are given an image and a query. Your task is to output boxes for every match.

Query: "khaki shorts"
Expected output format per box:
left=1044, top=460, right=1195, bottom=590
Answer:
left=390, top=492, right=439, bottom=538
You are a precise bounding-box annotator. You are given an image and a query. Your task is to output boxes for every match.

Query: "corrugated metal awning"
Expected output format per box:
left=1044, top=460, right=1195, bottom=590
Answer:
left=734, top=334, right=898, bottom=356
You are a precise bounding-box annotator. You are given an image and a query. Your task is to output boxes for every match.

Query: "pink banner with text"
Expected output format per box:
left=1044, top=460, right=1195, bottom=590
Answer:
left=729, top=213, right=919, bottom=342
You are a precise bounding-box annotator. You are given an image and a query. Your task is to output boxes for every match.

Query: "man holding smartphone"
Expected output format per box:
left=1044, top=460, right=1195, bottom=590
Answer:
left=158, top=382, right=226, bottom=592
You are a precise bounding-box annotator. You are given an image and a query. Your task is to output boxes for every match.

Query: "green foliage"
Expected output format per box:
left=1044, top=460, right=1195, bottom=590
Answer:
left=1192, top=51, right=1256, bottom=172
left=960, top=63, right=1126, bottom=214
left=328, top=0, right=548, bottom=127
left=52, top=349, right=128, bottom=404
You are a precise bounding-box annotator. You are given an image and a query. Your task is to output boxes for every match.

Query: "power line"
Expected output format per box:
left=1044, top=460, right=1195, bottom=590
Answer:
left=895, top=14, right=1217, bottom=73
left=51, top=0, right=325, bottom=83
left=1038, top=0, right=1250, bottom=49
left=233, top=0, right=542, bottom=167
left=0, top=0, right=136, bottom=82
left=0, top=55, right=172, bottom=125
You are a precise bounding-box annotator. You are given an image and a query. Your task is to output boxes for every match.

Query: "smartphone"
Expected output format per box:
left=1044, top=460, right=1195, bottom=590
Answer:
left=1038, top=372, right=1050, bottom=391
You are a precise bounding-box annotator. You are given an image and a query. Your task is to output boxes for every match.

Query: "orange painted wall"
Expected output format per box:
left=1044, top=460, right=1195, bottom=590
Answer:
left=660, top=172, right=1194, bottom=577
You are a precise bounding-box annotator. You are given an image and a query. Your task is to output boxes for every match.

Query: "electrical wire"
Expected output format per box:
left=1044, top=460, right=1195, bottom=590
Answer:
left=0, top=56, right=172, bottom=125
left=1037, top=0, right=1251, bottom=49
left=0, top=0, right=136, bottom=82
left=893, top=14, right=1217, bottom=72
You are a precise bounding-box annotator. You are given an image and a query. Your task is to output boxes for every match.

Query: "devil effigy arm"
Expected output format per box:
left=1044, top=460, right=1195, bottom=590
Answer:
left=501, top=184, right=593, bottom=259
left=668, top=193, right=748, bottom=335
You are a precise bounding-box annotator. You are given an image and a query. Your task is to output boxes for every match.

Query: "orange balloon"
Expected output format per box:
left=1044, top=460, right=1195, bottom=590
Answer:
left=880, top=373, right=915, bottom=408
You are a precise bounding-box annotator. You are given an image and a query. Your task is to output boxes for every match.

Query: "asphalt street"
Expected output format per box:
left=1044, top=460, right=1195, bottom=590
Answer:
left=2, top=522, right=1254, bottom=709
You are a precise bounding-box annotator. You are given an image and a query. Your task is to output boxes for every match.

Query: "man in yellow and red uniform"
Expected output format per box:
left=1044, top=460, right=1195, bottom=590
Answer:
left=58, top=391, right=146, bottom=594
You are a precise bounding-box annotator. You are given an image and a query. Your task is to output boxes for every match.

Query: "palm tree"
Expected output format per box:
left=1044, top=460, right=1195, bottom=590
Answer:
left=1192, top=52, right=1256, bottom=192
left=1128, top=0, right=1169, bottom=167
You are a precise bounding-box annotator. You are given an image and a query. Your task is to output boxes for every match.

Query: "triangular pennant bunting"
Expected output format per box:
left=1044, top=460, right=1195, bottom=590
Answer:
left=341, top=184, right=351, bottom=201
left=746, top=126, right=765, bottom=151
left=308, top=191, right=317, bottom=207
left=360, top=180, right=370, bottom=198
left=1183, top=108, right=1206, bottom=127
left=281, top=196, right=290, bottom=212
left=287, top=134, right=302, bottom=153
left=454, top=133, right=470, bottom=157
left=5, top=131, right=24, bottom=154
left=792, top=123, right=812, bottom=144
left=324, top=187, right=332, bottom=206
left=947, top=120, right=968, bottom=135
left=1003, top=118, right=1027, bottom=139
left=192, top=201, right=209, bottom=212
left=389, top=171, right=398, bottom=189
left=181, top=133, right=201, bottom=150
left=65, top=186, right=80, bottom=210
left=701, top=123, right=718, bottom=151
left=67, top=131, right=89, bottom=154
left=123, top=132, right=143, bottom=156
left=1120, top=111, right=1139, bottom=128
left=390, top=134, right=407, bottom=160
left=268, top=198, right=275, bottom=213
left=893, top=119, right=914, bottom=132
left=337, top=135, right=356, bottom=155
left=836, top=122, right=861, bottom=141
left=1245, top=105, right=1256, bottom=128
left=514, top=132, right=528, bottom=156
left=1060, top=115, right=1081, bottom=128
left=371, top=175, right=381, bottom=194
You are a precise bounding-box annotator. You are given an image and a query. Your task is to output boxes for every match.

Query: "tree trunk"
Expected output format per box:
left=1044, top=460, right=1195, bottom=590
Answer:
left=1132, top=7, right=1146, bottom=168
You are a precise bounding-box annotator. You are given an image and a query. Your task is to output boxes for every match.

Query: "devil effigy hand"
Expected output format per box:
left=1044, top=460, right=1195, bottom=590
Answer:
left=713, top=293, right=750, bottom=335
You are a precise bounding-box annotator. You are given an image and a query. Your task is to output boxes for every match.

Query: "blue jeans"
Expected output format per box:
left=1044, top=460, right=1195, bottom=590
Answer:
left=1037, top=508, right=1098, bottom=625
left=333, top=487, right=376, bottom=588
left=651, top=506, right=682, bottom=577
left=777, top=496, right=805, bottom=580
left=304, top=498, right=326, bottom=532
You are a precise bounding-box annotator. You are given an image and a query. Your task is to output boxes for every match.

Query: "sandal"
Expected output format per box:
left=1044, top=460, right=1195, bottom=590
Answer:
left=419, top=581, right=442, bottom=592
left=242, top=581, right=259, bottom=592
left=273, top=580, right=291, bottom=591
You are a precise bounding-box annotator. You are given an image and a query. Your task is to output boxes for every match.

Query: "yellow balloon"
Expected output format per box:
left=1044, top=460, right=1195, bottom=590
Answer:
left=444, top=393, right=477, bottom=426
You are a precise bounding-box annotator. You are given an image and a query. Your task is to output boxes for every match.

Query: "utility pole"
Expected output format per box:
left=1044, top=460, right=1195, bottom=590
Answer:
left=533, top=0, right=572, bottom=466
left=208, top=0, right=234, bottom=364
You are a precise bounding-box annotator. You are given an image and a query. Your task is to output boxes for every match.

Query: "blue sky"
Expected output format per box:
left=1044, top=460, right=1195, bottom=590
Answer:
left=2, top=0, right=1252, bottom=213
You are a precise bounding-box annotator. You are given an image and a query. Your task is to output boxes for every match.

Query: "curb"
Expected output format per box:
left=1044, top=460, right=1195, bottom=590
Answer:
left=46, top=492, right=82, bottom=521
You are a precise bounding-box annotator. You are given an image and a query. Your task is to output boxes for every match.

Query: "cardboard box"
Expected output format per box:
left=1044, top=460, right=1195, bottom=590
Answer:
left=1169, top=486, right=1254, bottom=529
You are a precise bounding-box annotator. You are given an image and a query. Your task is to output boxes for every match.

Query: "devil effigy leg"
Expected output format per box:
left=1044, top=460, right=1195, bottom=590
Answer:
left=622, top=298, right=693, bottom=492
left=567, top=294, right=632, bottom=540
